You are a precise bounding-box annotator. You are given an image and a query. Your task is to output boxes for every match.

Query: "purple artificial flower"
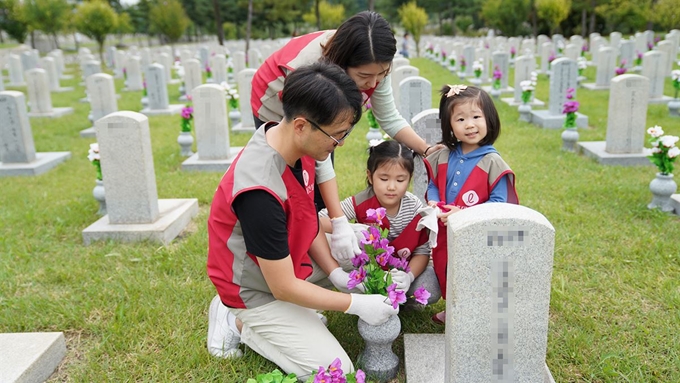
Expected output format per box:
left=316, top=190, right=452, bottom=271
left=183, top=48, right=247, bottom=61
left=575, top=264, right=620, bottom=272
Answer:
left=347, top=267, right=366, bottom=290
left=566, top=87, right=575, bottom=99
left=493, top=68, right=502, bottom=80
left=582, top=44, right=587, bottom=52
left=375, top=252, right=389, bottom=267
left=351, top=250, right=369, bottom=268
left=388, top=255, right=409, bottom=271
left=615, top=67, right=627, bottom=75
left=637, top=51, right=643, bottom=60
left=360, top=226, right=382, bottom=246
left=620, top=59, right=627, bottom=66
left=387, top=284, right=406, bottom=309
left=510, top=46, right=516, bottom=54
left=205, top=65, right=211, bottom=73
left=181, top=106, right=193, bottom=119
left=562, top=100, right=580, bottom=114
left=327, top=358, right=345, bottom=381
left=355, top=369, right=366, bottom=383
left=313, top=367, right=331, bottom=383
left=548, top=52, right=556, bottom=62
left=413, top=286, right=431, bottom=305
left=647, top=41, right=654, bottom=50
left=366, top=207, right=387, bottom=225
left=143, top=80, right=147, bottom=89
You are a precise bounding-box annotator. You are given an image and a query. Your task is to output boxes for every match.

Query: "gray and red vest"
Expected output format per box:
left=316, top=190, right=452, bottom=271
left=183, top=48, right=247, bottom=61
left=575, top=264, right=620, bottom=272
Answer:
left=207, top=126, right=318, bottom=309
left=352, top=188, right=429, bottom=262
left=424, top=148, right=519, bottom=298
left=251, top=30, right=376, bottom=123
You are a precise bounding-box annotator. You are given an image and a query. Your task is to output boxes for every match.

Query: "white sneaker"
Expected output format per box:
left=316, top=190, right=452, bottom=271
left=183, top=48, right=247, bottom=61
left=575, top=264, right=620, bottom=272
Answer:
left=207, top=295, right=243, bottom=359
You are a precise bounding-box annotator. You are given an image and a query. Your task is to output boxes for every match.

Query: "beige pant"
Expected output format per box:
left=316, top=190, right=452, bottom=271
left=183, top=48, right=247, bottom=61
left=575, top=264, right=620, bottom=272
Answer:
left=230, top=261, right=353, bottom=380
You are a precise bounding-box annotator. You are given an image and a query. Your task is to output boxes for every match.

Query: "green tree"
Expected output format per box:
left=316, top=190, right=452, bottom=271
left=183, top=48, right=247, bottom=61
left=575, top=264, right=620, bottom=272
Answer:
left=302, top=1, right=344, bottom=30
left=398, top=1, right=427, bottom=57
left=455, top=15, right=474, bottom=35
left=23, top=0, right=71, bottom=48
left=595, top=0, right=649, bottom=33
left=74, top=0, right=118, bottom=62
left=481, top=0, right=531, bottom=36
left=149, top=0, right=190, bottom=45
left=0, top=0, right=29, bottom=43
left=535, top=0, right=571, bottom=34
left=653, top=0, right=680, bottom=30
left=115, top=11, right=133, bottom=44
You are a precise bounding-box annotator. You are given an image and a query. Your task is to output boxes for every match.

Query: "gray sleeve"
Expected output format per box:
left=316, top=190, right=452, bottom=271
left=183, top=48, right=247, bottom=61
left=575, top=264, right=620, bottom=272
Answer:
left=371, top=76, right=410, bottom=137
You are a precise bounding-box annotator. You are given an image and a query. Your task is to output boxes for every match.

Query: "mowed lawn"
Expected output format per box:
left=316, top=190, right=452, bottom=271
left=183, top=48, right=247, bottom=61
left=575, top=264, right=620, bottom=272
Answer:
left=0, top=53, right=678, bottom=382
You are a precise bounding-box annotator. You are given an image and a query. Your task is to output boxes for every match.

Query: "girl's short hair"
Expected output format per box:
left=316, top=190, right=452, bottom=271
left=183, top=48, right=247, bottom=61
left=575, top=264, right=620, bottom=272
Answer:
left=282, top=62, right=362, bottom=126
left=321, top=11, right=397, bottom=70
left=366, top=140, right=414, bottom=185
left=438, top=85, right=501, bottom=150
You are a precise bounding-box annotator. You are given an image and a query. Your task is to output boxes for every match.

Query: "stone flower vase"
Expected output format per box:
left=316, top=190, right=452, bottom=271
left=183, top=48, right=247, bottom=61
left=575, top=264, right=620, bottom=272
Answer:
left=228, top=109, right=241, bottom=127
left=357, top=315, right=400, bottom=382
left=648, top=173, right=677, bottom=212
left=490, top=88, right=501, bottom=99
left=518, top=103, right=532, bottom=122
left=177, top=131, right=194, bottom=157
left=365, top=127, right=382, bottom=143
left=668, top=99, right=680, bottom=117
left=93, top=179, right=106, bottom=215
left=561, top=127, right=580, bottom=152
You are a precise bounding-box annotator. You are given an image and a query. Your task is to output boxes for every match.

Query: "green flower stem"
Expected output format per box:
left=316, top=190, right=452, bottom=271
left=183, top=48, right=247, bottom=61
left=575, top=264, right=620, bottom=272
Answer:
left=93, top=160, right=102, bottom=181
left=181, top=119, right=192, bottom=133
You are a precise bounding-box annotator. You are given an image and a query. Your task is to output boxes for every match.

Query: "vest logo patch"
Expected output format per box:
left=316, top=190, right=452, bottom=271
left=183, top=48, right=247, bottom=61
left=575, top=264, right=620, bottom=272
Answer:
left=302, top=170, right=310, bottom=186
left=462, top=190, right=480, bottom=206
left=397, top=248, right=411, bottom=258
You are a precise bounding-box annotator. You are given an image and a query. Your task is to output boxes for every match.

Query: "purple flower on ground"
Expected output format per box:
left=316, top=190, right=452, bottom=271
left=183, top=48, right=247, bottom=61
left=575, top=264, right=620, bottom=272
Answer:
left=413, top=286, right=431, bottom=305
left=563, top=100, right=580, bottom=114
left=347, top=267, right=366, bottom=290
left=366, top=207, right=387, bottom=225
left=387, top=284, right=406, bottom=309
left=355, top=370, right=366, bottom=383
left=181, top=106, right=193, bottom=119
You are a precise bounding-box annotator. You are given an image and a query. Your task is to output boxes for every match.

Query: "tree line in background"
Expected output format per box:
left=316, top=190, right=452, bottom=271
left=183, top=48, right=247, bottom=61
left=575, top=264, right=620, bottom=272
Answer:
left=0, top=0, right=679, bottom=54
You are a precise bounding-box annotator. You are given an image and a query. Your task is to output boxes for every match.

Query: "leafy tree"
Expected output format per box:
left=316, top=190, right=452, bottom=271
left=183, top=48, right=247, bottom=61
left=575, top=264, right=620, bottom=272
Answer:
left=149, top=0, right=190, bottom=44
left=398, top=1, right=427, bottom=57
left=595, top=0, right=649, bottom=33
left=653, top=0, right=680, bottom=30
left=455, top=15, right=474, bottom=36
left=302, top=1, right=345, bottom=30
left=115, top=11, right=133, bottom=43
left=0, top=0, right=29, bottom=43
left=74, top=0, right=118, bottom=62
left=535, top=0, right=571, bottom=34
left=23, top=0, right=71, bottom=48
left=481, top=0, right=531, bottom=36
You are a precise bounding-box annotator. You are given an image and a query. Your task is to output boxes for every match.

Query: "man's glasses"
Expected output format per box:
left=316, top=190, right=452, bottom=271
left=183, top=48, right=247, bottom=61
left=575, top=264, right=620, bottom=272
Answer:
left=305, top=118, right=355, bottom=146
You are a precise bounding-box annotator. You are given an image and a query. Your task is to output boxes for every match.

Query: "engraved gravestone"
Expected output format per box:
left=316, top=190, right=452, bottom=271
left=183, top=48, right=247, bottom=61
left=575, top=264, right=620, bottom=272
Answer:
left=39, top=56, right=72, bottom=92
left=233, top=51, right=246, bottom=75
left=399, top=76, right=432, bottom=126
left=462, top=46, right=475, bottom=77
left=81, top=73, right=118, bottom=138
left=642, top=50, right=672, bottom=103
left=530, top=58, right=587, bottom=129
left=8, top=55, right=25, bottom=86
left=25, top=68, right=74, bottom=118
left=212, top=54, right=228, bottom=85
left=582, top=46, right=615, bottom=89
left=125, top=56, right=144, bottom=91
left=182, top=84, right=242, bottom=171
left=539, top=42, right=552, bottom=73
left=412, top=109, right=441, bottom=203
left=391, top=65, right=419, bottom=108
left=619, top=40, right=634, bottom=69
left=502, top=55, right=543, bottom=106
left=232, top=68, right=256, bottom=132
left=183, top=59, right=203, bottom=98
left=140, top=63, right=183, bottom=116
left=579, top=74, right=651, bottom=166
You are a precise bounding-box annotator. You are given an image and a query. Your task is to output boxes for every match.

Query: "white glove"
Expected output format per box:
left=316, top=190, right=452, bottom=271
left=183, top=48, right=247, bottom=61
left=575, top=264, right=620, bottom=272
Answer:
left=328, top=267, right=365, bottom=293
left=390, top=269, right=415, bottom=292
left=345, top=293, right=399, bottom=326
left=330, top=216, right=361, bottom=261
left=351, top=223, right=370, bottom=244
left=416, top=206, right=440, bottom=248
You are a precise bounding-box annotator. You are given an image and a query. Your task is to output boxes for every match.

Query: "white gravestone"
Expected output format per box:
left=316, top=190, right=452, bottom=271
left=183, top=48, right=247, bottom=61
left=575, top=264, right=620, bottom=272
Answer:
left=462, top=46, right=475, bottom=77
left=8, top=55, right=25, bottom=86
left=247, top=48, right=262, bottom=68
left=0, top=69, right=4, bottom=91
left=582, top=46, right=615, bottom=90
left=211, top=54, right=228, bottom=85
left=399, top=76, right=432, bottom=126
left=182, top=84, right=243, bottom=171
left=233, top=51, right=246, bottom=75
left=114, top=50, right=127, bottom=79
left=642, top=50, right=673, bottom=104
left=0, top=332, right=66, bottom=383
left=619, top=40, right=634, bottom=70
left=21, top=51, right=38, bottom=72
left=0, top=91, right=70, bottom=176
left=140, top=63, right=184, bottom=116
left=502, top=55, right=544, bottom=107
left=25, top=68, right=73, bottom=118
left=80, top=60, right=103, bottom=103
left=579, top=74, right=651, bottom=166
left=82, top=111, right=198, bottom=245
left=124, top=56, right=144, bottom=91
left=232, top=68, right=256, bottom=133
left=182, top=59, right=203, bottom=100
left=530, top=58, right=587, bottom=129
left=482, top=51, right=512, bottom=94
left=391, top=65, right=420, bottom=109
left=81, top=74, right=118, bottom=138
left=656, top=40, right=673, bottom=75
left=404, top=203, right=556, bottom=383
left=539, top=42, right=553, bottom=74
left=39, top=56, right=73, bottom=93
left=158, top=52, right=179, bottom=84
left=411, top=109, right=441, bottom=204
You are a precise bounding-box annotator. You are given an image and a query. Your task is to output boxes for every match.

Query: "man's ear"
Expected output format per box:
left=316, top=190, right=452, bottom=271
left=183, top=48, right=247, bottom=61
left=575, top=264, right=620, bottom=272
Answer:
left=293, top=117, right=307, bottom=134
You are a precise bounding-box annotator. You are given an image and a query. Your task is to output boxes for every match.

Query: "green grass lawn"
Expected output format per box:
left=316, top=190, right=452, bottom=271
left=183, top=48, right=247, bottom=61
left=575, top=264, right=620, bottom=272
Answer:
left=0, top=56, right=679, bottom=382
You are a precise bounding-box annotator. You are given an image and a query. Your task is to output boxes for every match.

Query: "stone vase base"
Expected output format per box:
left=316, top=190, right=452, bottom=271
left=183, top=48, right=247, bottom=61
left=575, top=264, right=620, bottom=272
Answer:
left=648, top=173, right=677, bottom=212
left=178, top=131, right=194, bottom=157
left=357, top=315, right=400, bottom=382
left=561, top=128, right=579, bottom=152
left=93, top=179, right=106, bottom=215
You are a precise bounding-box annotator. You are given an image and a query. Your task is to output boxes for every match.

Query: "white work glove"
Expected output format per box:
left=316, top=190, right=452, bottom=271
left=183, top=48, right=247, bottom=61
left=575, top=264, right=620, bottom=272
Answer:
left=416, top=206, right=440, bottom=248
left=351, top=223, right=370, bottom=244
left=330, top=216, right=361, bottom=261
left=345, top=293, right=399, bottom=326
left=390, top=269, right=415, bottom=292
left=328, top=267, right=365, bottom=293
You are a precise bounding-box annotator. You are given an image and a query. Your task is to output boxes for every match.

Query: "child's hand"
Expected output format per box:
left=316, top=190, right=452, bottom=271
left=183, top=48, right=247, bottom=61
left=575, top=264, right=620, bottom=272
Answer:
left=437, top=204, right=460, bottom=225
